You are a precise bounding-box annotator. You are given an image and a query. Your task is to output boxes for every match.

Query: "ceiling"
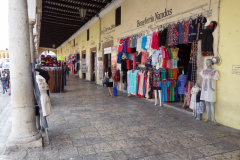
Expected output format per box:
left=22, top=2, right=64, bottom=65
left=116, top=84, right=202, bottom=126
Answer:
left=39, top=0, right=112, bottom=49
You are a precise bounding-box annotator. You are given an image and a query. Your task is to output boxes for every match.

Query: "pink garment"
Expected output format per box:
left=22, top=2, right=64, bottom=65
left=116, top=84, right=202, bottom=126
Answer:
left=187, top=81, right=193, bottom=105
left=151, top=31, right=160, bottom=49
left=161, top=47, right=166, bottom=58
left=133, top=52, right=137, bottom=68
left=167, top=59, right=173, bottom=69
left=141, top=52, right=149, bottom=65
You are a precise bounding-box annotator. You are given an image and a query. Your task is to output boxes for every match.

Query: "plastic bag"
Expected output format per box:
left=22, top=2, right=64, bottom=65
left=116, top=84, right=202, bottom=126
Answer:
left=113, top=83, right=118, bottom=96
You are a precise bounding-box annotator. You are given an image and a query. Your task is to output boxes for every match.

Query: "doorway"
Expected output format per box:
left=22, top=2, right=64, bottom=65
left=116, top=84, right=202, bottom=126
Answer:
left=91, top=51, right=96, bottom=81
left=82, top=51, right=86, bottom=79
left=104, top=53, right=111, bottom=72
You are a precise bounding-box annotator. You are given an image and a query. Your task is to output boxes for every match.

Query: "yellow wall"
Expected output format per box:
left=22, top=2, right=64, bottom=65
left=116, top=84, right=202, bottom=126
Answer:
left=213, top=0, right=240, bottom=129
left=0, top=50, right=10, bottom=59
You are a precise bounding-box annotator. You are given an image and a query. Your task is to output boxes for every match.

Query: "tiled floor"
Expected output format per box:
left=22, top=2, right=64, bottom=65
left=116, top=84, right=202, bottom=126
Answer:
left=1, top=77, right=240, bottom=160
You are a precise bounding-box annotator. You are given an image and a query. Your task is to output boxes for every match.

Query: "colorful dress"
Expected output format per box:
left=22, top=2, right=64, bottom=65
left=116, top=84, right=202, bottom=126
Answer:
left=152, top=69, right=161, bottom=90
left=172, top=24, right=178, bottom=46
left=167, top=25, right=173, bottom=46
left=159, top=81, right=171, bottom=102
left=162, top=69, right=166, bottom=79
left=170, top=80, right=176, bottom=101
left=183, top=21, right=190, bottom=43
left=200, top=69, right=220, bottom=102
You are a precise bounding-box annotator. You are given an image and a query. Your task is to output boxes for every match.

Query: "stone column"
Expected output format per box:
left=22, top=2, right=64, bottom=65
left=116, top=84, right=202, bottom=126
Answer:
left=29, top=21, right=36, bottom=64
left=7, top=0, right=42, bottom=148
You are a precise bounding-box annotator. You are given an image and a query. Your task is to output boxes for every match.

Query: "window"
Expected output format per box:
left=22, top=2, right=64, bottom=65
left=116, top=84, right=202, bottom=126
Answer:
left=3, top=53, right=5, bottom=58
left=7, top=53, right=9, bottom=58
left=87, top=29, right=89, bottom=41
left=115, top=6, right=121, bottom=27
left=73, top=39, right=75, bottom=47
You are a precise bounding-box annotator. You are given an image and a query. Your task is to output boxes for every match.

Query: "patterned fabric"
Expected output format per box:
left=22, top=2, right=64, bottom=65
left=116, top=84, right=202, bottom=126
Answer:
left=152, top=69, right=161, bottom=89
left=178, top=75, right=187, bottom=94
left=167, top=25, right=173, bottom=46
left=167, top=60, right=172, bottom=69
left=169, top=69, right=173, bottom=79
left=145, top=55, right=152, bottom=68
left=141, top=52, right=149, bottom=65
left=167, top=47, right=173, bottom=59
left=172, top=24, right=178, bottom=46
left=197, top=101, right=205, bottom=114
left=183, top=21, right=190, bottom=43
left=188, top=20, right=193, bottom=43
left=145, top=34, right=153, bottom=50
left=170, top=80, right=176, bottom=101
left=172, top=68, right=178, bottom=79
left=136, top=36, right=142, bottom=52
left=172, top=59, right=178, bottom=68
left=191, top=16, right=207, bottom=41
left=191, top=41, right=198, bottom=83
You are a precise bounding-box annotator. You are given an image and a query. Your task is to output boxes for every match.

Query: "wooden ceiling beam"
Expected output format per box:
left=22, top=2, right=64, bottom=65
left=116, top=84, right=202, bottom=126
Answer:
left=42, top=1, right=99, bottom=12
left=43, top=17, right=84, bottom=25
left=41, top=23, right=79, bottom=29
left=42, top=20, right=81, bottom=27
left=48, top=0, right=105, bottom=8
left=43, top=11, right=92, bottom=21
left=42, top=13, right=86, bottom=23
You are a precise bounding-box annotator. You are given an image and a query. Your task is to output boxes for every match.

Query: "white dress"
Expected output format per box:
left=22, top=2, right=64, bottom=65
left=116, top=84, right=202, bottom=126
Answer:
left=189, top=86, right=200, bottom=110
left=200, top=69, right=220, bottom=102
left=136, top=36, right=142, bottom=52
left=145, top=34, right=152, bottom=50
left=36, top=75, right=52, bottom=116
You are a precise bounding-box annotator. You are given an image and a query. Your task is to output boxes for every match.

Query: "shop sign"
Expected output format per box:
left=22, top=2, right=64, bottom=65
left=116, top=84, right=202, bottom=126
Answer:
left=101, top=24, right=116, bottom=34
left=232, top=65, right=240, bottom=75
left=99, top=62, right=104, bottom=79
left=137, top=8, right=173, bottom=27
left=104, top=47, right=112, bottom=54
left=81, top=59, right=86, bottom=73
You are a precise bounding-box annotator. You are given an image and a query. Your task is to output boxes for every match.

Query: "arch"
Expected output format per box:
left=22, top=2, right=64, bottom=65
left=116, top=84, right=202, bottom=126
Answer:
left=38, top=47, right=57, bottom=56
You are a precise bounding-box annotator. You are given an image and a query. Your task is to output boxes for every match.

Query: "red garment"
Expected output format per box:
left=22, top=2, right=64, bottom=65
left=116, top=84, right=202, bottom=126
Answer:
left=114, top=70, right=120, bottom=82
left=162, top=59, right=168, bottom=69
left=136, top=72, right=140, bottom=97
left=126, top=37, right=131, bottom=54
left=165, top=48, right=170, bottom=59
left=183, top=21, right=190, bottom=43
left=141, top=52, right=149, bottom=65
left=126, top=60, right=133, bottom=69
left=118, top=39, right=124, bottom=52
left=151, top=31, right=160, bottom=49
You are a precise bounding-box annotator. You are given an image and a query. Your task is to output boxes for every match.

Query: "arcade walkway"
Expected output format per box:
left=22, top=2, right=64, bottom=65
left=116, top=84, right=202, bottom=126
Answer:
left=1, top=77, right=240, bottom=160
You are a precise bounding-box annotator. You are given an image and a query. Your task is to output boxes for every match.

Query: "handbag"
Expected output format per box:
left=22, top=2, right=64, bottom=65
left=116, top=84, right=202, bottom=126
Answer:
left=113, top=83, right=118, bottom=96
left=103, top=77, right=109, bottom=84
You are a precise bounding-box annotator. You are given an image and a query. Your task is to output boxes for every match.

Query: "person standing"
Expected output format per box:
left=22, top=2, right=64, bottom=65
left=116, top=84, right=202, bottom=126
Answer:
left=1, top=74, right=8, bottom=94
left=63, top=62, right=67, bottom=86
left=104, top=67, right=114, bottom=98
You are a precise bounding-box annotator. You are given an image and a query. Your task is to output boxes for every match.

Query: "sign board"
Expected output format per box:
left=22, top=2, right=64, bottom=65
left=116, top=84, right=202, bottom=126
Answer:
left=81, top=59, right=86, bottom=73
left=104, top=47, right=112, bottom=54
left=232, top=65, right=240, bottom=75
left=111, top=46, right=117, bottom=74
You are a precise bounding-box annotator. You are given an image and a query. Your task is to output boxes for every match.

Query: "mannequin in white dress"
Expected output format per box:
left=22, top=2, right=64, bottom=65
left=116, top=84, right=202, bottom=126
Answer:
left=200, top=59, right=220, bottom=125
left=189, top=83, right=200, bottom=118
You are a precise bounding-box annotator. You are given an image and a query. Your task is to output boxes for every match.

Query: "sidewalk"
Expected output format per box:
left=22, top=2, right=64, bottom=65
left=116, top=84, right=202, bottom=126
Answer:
left=1, top=76, right=240, bottom=159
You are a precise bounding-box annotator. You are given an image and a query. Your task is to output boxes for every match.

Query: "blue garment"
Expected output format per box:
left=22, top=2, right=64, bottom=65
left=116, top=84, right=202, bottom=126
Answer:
left=162, top=69, right=166, bottom=79
left=141, top=36, right=147, bottom=50
left=175, top=80, right=179, bottom=101
left=117, top=52, right=123, bottom=63
left=178, top=23, right=185, bottom=44
left=159, top=81, right=171, bottom=102
left=178, top=75, right=187, bottom=94
left=123, top=39, right=127, bottom=53
left=188, top=20, right=193, bottom=43
left=2, top=81, right=7, bottom=93
left=129, top=70, right=138, bottom=95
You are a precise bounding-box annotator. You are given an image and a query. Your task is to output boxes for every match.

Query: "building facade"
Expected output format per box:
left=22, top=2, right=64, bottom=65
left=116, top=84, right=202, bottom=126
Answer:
left=55, top=0, right=240, bottom=130
left=0, top=50, right=10, bottom=59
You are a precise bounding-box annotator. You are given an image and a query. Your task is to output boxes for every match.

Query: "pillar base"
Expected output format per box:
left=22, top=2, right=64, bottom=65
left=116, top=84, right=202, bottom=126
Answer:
left=5, top=131, right=42, bottom=151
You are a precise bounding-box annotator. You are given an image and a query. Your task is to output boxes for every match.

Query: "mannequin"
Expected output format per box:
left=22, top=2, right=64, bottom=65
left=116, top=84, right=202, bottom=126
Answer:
left=189, top=83, right=200, bottom=118
left=200, top=59, right=220, bottom=125
left=154, top=90, right=162, bottom=106
left=152, top=69, right=162, bottom=106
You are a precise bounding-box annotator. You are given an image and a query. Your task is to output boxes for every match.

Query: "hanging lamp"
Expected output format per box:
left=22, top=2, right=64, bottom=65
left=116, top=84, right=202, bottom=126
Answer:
left=79, top=6, right=87, bottom=19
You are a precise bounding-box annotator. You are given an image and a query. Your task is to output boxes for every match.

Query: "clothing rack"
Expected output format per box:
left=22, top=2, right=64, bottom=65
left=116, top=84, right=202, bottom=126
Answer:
left=117, top=10, right=211, bottom=41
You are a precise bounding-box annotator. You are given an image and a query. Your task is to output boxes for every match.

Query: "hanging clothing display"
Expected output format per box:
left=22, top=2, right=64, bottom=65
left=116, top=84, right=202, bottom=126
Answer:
left=159, top=81, right=171, bottom=102
left=145, top=34, right=153, bottom=50
left=136, top=36, right=142, bottom=52
left=167, top=25, right=173, bottom=46
left=170, top=47, right=179, bottom=59
left=142, top=35, right=147, bottom=50
left=200, top=69, right=220, bottom=102
left=191, top=16, right=207, bottom=41
left=141, top=52, right=149, bottom=65
left=201, top=21, right=218, bottom=56
left=118, top=39, right=124, bottom=52
left=178, top=75, right=187, bottom=94
left=178, top=22, right=185, bottom=44
left=159, top=28, right=168, bottom=46
left=183, top=21, right=190, bottom=43
left=172, top=24, right=178, bottom=46
left=151, top=31, right=160, bottom=49
left=152, top=69, right=161, bottom=90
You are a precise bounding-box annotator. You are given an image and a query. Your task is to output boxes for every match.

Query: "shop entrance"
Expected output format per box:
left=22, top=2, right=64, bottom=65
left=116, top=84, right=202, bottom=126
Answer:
left=104, top=53, right=111, bottom=71
left=82, top=51, right=86, bottom=79
left=91, top=51, right=96, bottom=81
